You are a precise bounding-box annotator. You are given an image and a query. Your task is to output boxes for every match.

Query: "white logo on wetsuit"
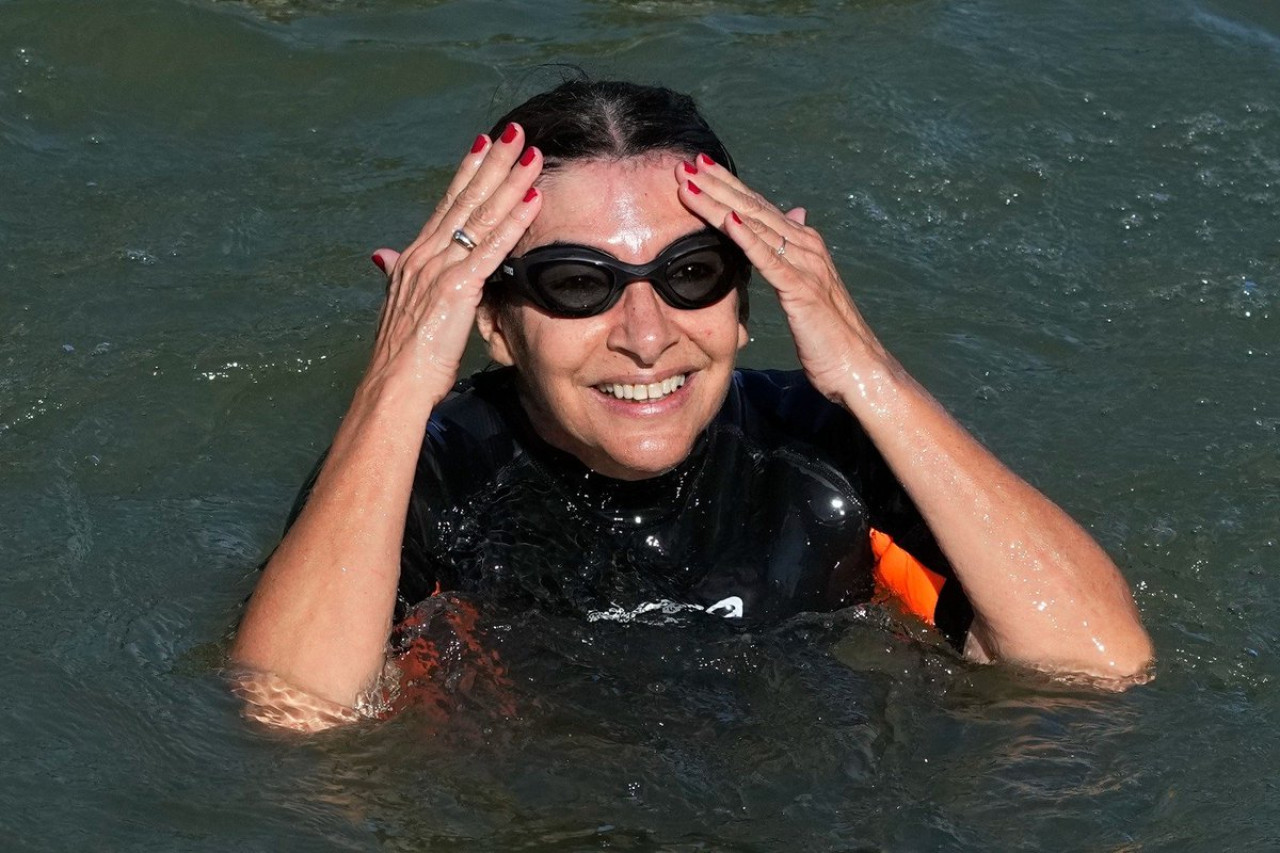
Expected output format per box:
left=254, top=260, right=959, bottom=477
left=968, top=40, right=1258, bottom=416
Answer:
left=705, top=596, right=744, bottom=618
left=586, top=596, right=746, bottom=624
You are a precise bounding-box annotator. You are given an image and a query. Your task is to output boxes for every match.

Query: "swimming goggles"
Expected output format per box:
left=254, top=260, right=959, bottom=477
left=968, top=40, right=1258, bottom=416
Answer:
left=488, top=229, right=749, bottom=318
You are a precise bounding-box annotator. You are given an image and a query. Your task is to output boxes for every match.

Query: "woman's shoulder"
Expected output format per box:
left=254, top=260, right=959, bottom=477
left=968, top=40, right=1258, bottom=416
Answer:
left=724, top=368, right=854, bottom=448
left=417, top=367, right=529, bottom=494
left=431, top=365, right=517, bottom=426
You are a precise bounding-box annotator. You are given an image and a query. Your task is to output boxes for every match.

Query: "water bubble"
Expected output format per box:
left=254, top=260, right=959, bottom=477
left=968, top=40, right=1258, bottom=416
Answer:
left=61, top=343, right=74, bottom=353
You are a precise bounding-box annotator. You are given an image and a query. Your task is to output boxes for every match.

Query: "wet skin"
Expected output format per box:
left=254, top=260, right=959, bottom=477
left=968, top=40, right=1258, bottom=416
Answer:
left=479, top=156, right=748, bottom=481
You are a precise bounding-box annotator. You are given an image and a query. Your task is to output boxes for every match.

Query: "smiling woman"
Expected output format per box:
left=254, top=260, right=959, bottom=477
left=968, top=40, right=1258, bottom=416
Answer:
left=480, top=158, right=748, bottom=480
left=229, top=78, right=1154, bottom=730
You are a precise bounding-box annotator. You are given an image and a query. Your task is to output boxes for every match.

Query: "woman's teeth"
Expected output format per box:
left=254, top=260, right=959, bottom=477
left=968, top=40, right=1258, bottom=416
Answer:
left=597, top=374, right=687, bottom=401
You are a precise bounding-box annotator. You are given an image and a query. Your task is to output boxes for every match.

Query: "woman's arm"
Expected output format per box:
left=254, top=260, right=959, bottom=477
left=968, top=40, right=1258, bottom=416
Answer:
left=678, top=156, right=1152, bottom=680
left=230, top=126, right=544, bottom=716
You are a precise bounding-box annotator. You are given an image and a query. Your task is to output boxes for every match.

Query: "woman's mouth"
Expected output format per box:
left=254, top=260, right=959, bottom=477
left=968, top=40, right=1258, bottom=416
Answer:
left=595, top=373, right=687, bottom=401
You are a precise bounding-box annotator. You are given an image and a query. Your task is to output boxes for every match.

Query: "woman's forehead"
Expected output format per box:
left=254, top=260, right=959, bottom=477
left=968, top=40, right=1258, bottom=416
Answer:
left=519, top=155, right=707, bottom=261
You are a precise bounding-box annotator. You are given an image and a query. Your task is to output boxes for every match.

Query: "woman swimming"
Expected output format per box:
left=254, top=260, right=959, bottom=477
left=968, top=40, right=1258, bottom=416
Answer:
left=230, top=79, right=1152, bottom=728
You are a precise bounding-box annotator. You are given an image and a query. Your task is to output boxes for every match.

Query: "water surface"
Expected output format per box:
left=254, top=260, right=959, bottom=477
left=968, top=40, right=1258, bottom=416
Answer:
left=1, top=0, right=1277, bottom=849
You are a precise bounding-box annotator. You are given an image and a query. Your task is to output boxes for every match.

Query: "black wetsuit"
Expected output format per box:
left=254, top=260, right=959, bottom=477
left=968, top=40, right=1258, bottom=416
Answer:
left=397, top=367, right=973, bottom=646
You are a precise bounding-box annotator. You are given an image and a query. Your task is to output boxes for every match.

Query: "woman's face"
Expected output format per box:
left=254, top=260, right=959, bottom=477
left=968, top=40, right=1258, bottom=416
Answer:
left=479, top=155, right=748, bottom=481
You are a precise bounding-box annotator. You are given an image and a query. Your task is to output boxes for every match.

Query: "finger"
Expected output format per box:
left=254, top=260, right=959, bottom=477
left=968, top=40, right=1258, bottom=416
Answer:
left=382, top=132, right=493, bottom=294
left=371, top=248, right=401, bottom=275
left=424, top=122, right=529, bottom=251
left=679, top=174, right=800, bottom=257
left=417, top=133, right=492, bottom=240
left=394, top=124, right=525, bottom=278
left=390, top=136, right=537, bottom=307
left=686, top=157, right=823, bottom=261
left=723, top=209, right=797, bottom=282
left=435, top=186, right=544, bottom=304
left=453, top=145, right=543, bottom=254
left=684, top=154, right=797, bottom=232
left=393, top=143, right=541, bottom=314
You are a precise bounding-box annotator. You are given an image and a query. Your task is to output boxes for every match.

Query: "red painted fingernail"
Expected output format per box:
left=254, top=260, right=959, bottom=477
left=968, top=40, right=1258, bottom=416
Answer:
left=470, top=134, right=488, bottom=154
left=731, top=211, right=743, bottom=225
left=682, top=161, right=697, bottom=175
left=371, top=253, right=386, bottom=272
left=686, top=180, right=702, bottom=195
left=500, top=123, right=518, bottom=144
left=699, top=153, right=716, bottom=167
left=519, top=147, right=537, bottom=167
left=523, top=187, right=538, bottom=203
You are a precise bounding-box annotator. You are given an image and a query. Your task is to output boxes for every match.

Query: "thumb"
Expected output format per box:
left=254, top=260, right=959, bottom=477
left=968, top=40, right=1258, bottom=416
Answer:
left=370, top=248, right=401, bottom=274
left=784, top=207, right=807, bottom=226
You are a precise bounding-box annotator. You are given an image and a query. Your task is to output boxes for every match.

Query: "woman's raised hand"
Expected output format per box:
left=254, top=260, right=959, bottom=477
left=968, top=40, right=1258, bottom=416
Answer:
left=230, top=126, right=544, bottom=717
left=675, top=155, right=890, bottom=405
left=367, top=123, right=543, bottom=408
left=677, top=157, right=1153, bottom=681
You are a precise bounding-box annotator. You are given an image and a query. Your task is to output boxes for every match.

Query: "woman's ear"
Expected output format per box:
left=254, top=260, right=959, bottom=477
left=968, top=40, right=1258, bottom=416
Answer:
left=476, top=303, right=517, bottom=366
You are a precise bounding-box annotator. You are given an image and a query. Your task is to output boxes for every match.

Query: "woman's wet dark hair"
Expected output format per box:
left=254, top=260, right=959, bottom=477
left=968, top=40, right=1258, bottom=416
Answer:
left=482, top=79, right=749, bottom=321
left=487, top=79, right=738, bottom=177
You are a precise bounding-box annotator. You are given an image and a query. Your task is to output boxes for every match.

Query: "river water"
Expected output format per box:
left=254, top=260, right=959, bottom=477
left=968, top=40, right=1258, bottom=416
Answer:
left=2, top=0, right=1277, bottom=849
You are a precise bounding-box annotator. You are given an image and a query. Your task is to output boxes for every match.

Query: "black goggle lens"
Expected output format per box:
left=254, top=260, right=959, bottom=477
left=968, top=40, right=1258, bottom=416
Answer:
left=526, top=261, right=618, bottom=313
left=493, top=231, right=746, bottom=318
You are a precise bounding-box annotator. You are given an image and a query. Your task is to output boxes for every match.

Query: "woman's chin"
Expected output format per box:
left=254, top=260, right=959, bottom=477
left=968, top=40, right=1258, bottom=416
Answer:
left=585, top=437, right=695, bottom=481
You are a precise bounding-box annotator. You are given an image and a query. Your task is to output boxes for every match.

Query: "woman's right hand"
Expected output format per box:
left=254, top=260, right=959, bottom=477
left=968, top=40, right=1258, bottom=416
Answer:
left=364, top=122, right=543, bottom=409
left=231, top=124, right=544, bottom=722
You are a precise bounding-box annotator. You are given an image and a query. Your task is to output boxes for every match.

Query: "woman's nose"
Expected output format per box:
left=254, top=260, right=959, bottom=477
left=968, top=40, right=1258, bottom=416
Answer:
left=605, top=281, right=680, bottom=366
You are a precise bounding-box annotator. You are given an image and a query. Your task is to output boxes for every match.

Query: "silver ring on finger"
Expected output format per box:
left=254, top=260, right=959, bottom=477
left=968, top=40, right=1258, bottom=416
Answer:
left=776, top=236, right=788, bottom=257
left=451, top=228, right=479, bottom=252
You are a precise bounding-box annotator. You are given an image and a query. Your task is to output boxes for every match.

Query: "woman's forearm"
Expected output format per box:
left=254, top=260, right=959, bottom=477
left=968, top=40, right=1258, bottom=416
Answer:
left=230, top=372, right=433, bottom=708
left=831, top=347, right=1153, bottom=679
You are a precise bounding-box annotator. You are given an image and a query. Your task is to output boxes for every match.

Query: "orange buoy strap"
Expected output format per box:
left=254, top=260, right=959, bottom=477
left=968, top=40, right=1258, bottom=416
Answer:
left=870, top=527, right=947, bottom=626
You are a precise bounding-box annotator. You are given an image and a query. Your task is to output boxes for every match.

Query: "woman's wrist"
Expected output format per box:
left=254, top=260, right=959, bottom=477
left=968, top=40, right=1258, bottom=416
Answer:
left=820, top=333, right=915, bottom=421
left=350, top=357, right=452, bottom=428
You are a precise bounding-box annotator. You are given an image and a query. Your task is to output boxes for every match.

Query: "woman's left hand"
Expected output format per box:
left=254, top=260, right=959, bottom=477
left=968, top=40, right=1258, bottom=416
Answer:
left=674, top=156, right=1153, bottom=682
left=675, top=155, right=890, bottom=404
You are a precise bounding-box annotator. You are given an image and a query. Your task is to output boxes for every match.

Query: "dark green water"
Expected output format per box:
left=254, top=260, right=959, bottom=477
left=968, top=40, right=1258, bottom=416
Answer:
left=2, top=0, right=1277, bottom=849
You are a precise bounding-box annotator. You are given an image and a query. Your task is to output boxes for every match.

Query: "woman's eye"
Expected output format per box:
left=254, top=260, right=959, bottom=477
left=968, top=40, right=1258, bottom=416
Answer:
left=542, top=272, right=611, bottom=308
left=537, top=263, right=610, bottom=297
left=669, top=261, right=717, bottom=283
left=555, top=275, right=606, bottom=294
